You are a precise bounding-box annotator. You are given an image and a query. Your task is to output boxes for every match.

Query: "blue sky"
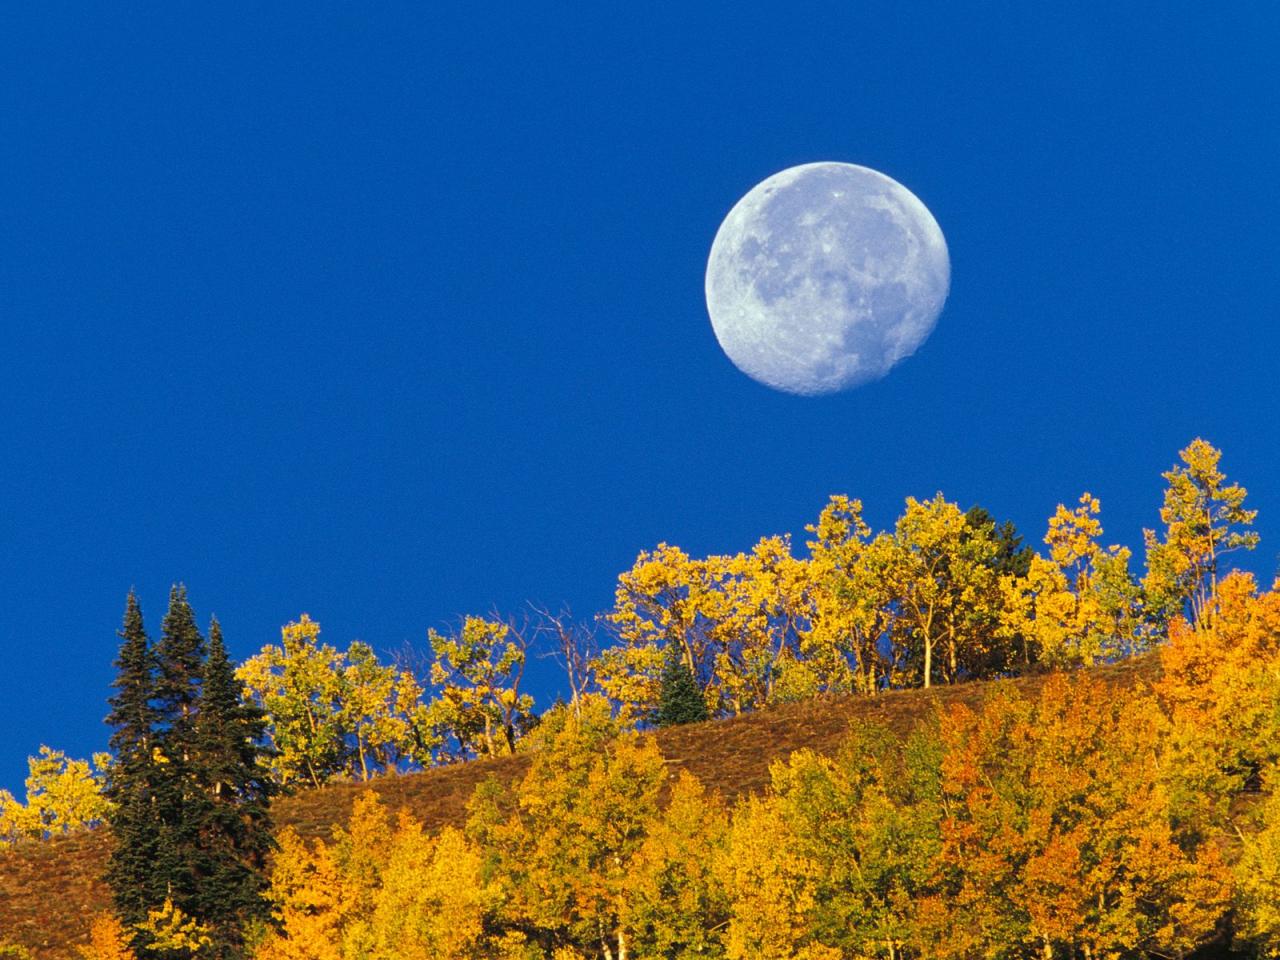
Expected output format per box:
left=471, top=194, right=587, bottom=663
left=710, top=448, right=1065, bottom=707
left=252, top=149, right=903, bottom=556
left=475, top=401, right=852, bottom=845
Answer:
left=2, top=4, right=1278, bottom=792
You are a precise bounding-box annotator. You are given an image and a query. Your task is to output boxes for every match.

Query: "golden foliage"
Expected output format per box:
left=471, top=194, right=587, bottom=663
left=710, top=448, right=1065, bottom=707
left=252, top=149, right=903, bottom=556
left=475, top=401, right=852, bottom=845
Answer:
left=76, top=914, right=137, bottom=960
left=0, top=747, right=112, bottom=845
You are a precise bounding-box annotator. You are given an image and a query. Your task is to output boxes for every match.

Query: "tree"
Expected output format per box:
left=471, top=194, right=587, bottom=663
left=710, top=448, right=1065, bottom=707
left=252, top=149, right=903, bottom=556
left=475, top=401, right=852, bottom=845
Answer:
left=136, top=899, right=215, bottom=959
left=1144, top=438, right=1258, bottom=628
left=466, top=695, right=666, bottom=958
left=726, top=725, right=944, bottom=960
left=655, top=641, right=709, bottom=726
left=104, top=592, right=170, bottom=931
left=872, top=494, right=1004, bottom=688
left=600, top=543, right=725, bottom=721
left=928, top=677, right=1230, bottom=960
left=424, top=615, right=536, bottom=760
left=106, top=590, right=277, bottom=957
left=624, top=773, right=729, bottom=960
left=154, top=584, right=206, bottom=765
left=77, top=914, right=138, bottom=960
left=999, top=494, right=1146, bottom=668
left=531, top=604, right=599, bottom=718
left=188, top=619, right=275, bottom=956
left=238, top=614, right=431, bottom=785
left=965, top=505, right=1033, bottom=578
left=341, top=641, right=430, bottom=780
left=252, top=794, right=496, bottom=960
left=1234, top=766, right=1280, bottom=956
left=0, top=747, right=112, bottom=844
left=802, top=495, right=886, bottom=697
left=237, top=615, right=352, bottom=787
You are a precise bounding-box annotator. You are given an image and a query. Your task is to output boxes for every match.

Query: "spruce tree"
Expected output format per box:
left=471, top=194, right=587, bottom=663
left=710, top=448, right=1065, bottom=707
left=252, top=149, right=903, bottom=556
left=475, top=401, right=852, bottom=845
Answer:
left=190, top=618, right=275, bottom=956
left=148, top=584, right=208, bottom=915
left=155, top=584, right=206, bottom=756
left=106, top=590, right=277, bottom=957
left=655, top=644, right=709, bottom=726
left=104, top=591, right=168, bottom=929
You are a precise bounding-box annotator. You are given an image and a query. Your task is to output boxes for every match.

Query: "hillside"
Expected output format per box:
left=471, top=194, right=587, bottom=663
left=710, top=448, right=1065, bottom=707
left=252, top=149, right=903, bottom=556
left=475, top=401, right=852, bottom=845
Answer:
left=0, top=656, right=1159, bottom=960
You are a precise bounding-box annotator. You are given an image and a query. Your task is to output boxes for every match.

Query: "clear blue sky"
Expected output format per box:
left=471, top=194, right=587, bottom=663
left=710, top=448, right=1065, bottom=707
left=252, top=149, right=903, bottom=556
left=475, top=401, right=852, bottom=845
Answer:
left=2, top=4, right=1278, bottom=793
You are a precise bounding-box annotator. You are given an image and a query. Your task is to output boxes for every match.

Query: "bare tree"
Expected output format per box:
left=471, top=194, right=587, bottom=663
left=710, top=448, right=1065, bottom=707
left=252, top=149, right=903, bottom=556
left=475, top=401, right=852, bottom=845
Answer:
left=530, top=603, right=599, bottom=716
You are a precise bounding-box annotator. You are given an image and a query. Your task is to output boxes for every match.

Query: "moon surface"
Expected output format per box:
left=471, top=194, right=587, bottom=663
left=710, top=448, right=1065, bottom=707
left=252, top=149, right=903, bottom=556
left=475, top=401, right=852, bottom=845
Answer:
left=705, top=162, right=950, bottom=396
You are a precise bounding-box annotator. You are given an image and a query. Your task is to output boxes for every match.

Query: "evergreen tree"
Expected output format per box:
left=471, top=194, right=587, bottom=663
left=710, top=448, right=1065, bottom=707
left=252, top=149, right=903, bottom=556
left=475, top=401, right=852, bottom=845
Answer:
left=155, top=584, right=205, bottom=758
left=190, top=618, right=275, bottom=957
left=106, top=587, right=275, bottom=956
left=965, top=505, right=1034, bottom=578
left=656, top=643, right=709, bottom=726
left=149, top=584, right=208, bottom=917
left=104, top=591, right=168, bottom=929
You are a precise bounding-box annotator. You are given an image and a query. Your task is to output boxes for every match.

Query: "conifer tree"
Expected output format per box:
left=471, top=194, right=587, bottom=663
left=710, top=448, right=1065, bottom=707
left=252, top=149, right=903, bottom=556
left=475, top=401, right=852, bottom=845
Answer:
left=155, top=584, right=206, bottom=759
left=104, top=592, right=169, bottom=930
left=656, top=642, right=709, bottom=726
left=190, top=618, right=275, bottom=957
left=147, top=585, right=208, bottom=918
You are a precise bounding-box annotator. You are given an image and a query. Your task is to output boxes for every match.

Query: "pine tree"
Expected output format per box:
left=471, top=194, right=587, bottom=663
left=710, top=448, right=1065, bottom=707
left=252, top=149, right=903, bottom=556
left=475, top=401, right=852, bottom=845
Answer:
left=189, top=618, right=275, bottom=957
left=155, top=584, right=205, bottom=758
left=147, top=585, right=208, bottom=918
left=656, top=643, right=709, bottom=726
left=104, top=591, right=168, bottom=929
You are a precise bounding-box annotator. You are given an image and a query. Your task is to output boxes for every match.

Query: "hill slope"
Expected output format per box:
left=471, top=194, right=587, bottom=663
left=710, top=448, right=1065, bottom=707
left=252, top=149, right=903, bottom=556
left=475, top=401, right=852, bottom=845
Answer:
left=0, top=657, right=1158, bottom=959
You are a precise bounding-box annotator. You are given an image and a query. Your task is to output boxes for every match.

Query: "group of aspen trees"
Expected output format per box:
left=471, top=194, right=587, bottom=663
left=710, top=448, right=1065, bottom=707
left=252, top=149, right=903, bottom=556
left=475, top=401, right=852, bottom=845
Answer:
left=6, top=437, right=1280, bottom=960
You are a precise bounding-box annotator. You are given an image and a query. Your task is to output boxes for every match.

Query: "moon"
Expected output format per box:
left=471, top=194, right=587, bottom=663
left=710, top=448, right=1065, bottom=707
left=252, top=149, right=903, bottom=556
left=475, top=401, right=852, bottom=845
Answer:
left=705, top=162, right=950, bottom=396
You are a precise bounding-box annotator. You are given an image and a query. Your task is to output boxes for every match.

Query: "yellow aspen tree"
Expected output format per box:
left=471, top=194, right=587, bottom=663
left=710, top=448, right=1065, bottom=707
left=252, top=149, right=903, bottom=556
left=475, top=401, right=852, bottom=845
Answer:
left=720, top=795, right=826, bottom=960
left=367, top=821, right=490, bottom=960
left=136, top=899, right=214, bottom=958
left=466, top=695, right=665, bottom=960
left=872, top=494, right=1002, bottom=688
left=933, top=677, right=1229, bottom=960
left=239, top=615, right=431, bottom=784
left=622, top=772, right=730, bottom=960
left=76, top=915, right=137, bottom=960
left=802, top=495, right=889, bottom=696
left=1234, top=767, right=1280, bottom=956
left=237, top=615, right=352, bottom=787
left=600, top=543, right=726, bottom=720
left=1000, top=494, right=1144, bottom=668
left=424, top=615, right=536, bottom=760
left=252, top=827, right=347, bottom=960
left=1143, top=438, right=1258, bottom=628
left=1155, top=574, right=1280, bottom=838
left=709, top=536, right=811, bottom=714
left=0, top=747, right=112, bottom=844
left=758, top=727, right=943, bottom=960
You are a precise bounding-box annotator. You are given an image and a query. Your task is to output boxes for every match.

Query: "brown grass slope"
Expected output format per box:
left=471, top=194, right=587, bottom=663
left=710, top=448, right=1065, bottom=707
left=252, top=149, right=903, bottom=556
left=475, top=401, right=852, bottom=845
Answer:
left=0, top=657, right=1158, bottom=959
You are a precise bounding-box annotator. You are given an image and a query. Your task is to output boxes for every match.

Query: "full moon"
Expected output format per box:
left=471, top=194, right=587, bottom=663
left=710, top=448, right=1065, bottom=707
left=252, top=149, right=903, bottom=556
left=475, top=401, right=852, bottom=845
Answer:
left=705, top=162, right=950, bottom=396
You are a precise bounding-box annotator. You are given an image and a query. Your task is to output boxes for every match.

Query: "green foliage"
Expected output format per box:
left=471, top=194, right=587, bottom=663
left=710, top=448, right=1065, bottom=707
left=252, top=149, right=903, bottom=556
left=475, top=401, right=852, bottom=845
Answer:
left=965, top=505, right=1034, bottom=578
left=104, top=589, right=275, bottom=960
left=187, top=619, right=275, bottom=955
left=656, top=643, right=709, bottom=726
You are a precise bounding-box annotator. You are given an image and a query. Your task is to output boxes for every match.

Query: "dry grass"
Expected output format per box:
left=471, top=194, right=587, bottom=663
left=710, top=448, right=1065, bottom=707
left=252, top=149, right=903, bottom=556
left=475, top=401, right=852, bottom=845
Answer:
left=0, top=656, right=1159, bottom=959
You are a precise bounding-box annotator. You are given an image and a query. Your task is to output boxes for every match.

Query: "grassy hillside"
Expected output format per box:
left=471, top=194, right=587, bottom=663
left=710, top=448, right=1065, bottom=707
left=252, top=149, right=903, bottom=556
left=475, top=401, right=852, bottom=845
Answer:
left=0, top=656, right=1158, bottom=960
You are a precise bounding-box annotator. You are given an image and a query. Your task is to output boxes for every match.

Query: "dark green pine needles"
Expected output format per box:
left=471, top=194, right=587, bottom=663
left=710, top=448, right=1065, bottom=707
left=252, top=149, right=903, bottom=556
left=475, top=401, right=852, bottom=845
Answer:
left=104, top=588, right=274, bottom=959
left=104, top=591, right=169, bottom=928
left=656, top=644, right=709, bottom=727
left=189, top=618, right=275, bottom=955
